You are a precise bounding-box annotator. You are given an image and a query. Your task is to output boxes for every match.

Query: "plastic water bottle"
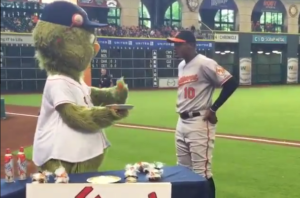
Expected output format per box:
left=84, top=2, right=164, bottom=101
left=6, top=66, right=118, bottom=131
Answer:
left=17, top=147, right=27, bottom=180
left=4, top=148, right=14, bottom=183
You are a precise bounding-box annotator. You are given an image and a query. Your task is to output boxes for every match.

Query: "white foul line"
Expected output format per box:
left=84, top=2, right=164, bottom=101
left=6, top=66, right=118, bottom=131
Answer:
left=6, top=112, right=39, bottom=118
left=5, top=112, right=300, bottom=147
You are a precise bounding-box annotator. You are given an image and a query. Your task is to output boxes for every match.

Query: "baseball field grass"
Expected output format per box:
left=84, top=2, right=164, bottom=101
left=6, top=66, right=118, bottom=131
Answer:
left=3, top=86, right=300, bottom=198
left=4, top=86, right=300, bottom=140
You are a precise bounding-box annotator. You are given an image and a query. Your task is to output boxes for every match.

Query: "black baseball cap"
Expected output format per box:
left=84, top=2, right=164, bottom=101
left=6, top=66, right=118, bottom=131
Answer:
left=167, top=30, right=196, bottom=44
left=40, top=1, right=107, bottom=29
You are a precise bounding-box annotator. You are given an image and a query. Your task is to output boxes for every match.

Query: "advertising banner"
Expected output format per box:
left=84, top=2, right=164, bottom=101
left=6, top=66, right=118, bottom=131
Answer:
left=1, top=0, right=40, bottom=2
left=97, top=38, right=214, bottom=49
left=0, top=34, right=33, bottom=46
left=77, top=0, right=120, bottom=8
left=253, top=0, right=284, bottom=12
left=252, top=35, right=287, bottom=44
left=287, top=58, right=299, bottom=84
left=0, top=33, right=214, bottom=49
left=41, top=0, right=75, bottom=3
left=158, top=78, right=178, bottom=88
left=239, top=58, right=252, bottom=85
left=26, top=183, right=172, bottom=198
left=200, top=0, right=236, bottom=9
left=214, top=33, right=238, bottom=43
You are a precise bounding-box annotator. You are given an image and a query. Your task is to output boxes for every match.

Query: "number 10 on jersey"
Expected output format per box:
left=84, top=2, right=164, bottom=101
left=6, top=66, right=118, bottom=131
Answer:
left=184, top=87, right=195, bottom=99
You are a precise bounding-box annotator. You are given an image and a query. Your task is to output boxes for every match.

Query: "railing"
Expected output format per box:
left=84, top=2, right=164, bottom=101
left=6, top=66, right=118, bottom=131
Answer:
left=197, top=22, right=215, bottom=40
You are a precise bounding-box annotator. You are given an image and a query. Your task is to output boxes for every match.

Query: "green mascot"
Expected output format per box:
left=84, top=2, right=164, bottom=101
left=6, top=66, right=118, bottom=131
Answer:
left=32, top=1, right=129, bottom=174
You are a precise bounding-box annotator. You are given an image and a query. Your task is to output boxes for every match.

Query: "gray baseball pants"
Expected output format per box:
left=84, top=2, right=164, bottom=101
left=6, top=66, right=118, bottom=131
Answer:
left=175, top=115, right=216, bottom=179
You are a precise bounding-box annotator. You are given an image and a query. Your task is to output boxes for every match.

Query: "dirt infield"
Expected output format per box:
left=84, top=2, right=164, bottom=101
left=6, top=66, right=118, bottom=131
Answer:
left=1, top=105, right=300, bottom=178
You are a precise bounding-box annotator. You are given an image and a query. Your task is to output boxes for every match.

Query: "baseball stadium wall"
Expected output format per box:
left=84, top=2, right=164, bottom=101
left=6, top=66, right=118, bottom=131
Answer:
left=0, top=32, right=300, bottom=93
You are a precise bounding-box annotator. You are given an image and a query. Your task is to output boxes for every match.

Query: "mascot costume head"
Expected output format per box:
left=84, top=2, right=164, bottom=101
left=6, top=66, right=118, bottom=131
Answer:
left=32, top=1, right=129, bottom=174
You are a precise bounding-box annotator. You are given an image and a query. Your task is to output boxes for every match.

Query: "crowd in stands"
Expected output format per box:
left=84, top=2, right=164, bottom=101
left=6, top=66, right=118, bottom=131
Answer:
left=251, top=21, right=282, bottom=33
left=1, top=15, right=288, bottom=37
left=93, top=19, right=183, bottom=38
left=1, top=16, right=38, bottom=33
left=2, top=15, right=288, bottom=38
left=95, top=22, right=213, bottom=39
left=1, top=2, right=291, bottom=38
left=1, top=15, right=213, bottom=39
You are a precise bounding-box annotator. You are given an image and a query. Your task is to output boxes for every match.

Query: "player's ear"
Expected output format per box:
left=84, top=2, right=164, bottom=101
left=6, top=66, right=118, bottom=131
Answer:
left=187, top=43, right=195, bottom=50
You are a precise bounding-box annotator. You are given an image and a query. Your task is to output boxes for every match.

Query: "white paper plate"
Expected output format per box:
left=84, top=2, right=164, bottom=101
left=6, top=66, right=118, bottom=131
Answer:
left=87, top=175, right=121, bottom=184
left=106, top=104, right=134, bottom=110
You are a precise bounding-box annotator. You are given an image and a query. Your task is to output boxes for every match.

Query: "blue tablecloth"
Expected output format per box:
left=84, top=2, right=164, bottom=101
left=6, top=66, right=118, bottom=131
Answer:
left=1, top=165, right=209, bottom=198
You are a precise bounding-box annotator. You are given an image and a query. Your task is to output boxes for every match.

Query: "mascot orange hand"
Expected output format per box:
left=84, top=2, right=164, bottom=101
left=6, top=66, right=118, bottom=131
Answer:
left=113, top=77, right=128, bottom=104
left=116, top=77, right=126, bottom=91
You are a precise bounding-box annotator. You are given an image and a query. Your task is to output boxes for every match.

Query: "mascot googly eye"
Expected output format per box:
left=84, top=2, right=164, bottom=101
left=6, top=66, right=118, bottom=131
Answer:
left=72, top=14, right=83, bottom=26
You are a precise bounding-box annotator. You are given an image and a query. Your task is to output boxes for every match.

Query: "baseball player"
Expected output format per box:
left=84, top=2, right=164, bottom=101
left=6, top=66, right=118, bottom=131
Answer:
left=167, top=31, right=238, bottom=198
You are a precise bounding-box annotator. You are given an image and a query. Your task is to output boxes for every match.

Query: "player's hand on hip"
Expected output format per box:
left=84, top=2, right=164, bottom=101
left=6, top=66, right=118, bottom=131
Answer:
left=203, top=109, right=218, bottom=124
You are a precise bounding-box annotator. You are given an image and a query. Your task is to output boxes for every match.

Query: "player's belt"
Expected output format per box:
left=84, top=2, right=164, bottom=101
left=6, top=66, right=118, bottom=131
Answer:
left=179, top=112, right=201, bottom=120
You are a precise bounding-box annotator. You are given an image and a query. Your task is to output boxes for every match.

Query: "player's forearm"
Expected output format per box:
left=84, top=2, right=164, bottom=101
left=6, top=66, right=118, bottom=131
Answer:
left=210, top=77, right=238, bottom=112
left=56, top=103, right=124, bottom=132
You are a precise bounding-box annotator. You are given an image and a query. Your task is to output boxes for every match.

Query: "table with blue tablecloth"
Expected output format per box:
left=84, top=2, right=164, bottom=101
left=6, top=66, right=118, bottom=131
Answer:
left=1, top=165, right=209, bottom=198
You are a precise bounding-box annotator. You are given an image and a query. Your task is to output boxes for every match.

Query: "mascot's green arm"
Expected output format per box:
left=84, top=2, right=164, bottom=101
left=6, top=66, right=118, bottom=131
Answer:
left=57, top=103, right=128, bottom=132
left=90, top=78, right=128, bottom=106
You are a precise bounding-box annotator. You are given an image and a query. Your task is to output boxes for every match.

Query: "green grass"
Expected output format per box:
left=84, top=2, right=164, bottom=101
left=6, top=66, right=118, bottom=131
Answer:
left=3, top=94, right=42, bottom=107
left=19, top=127, right=300, bottom=198
left=6, top=86, right=299, bottom=198
left=3, top=86, right=300, bottom=140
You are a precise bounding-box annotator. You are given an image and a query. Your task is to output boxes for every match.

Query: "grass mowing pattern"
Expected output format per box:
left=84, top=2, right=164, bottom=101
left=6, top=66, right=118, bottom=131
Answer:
left=3, top=86, right=300, bottom=140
